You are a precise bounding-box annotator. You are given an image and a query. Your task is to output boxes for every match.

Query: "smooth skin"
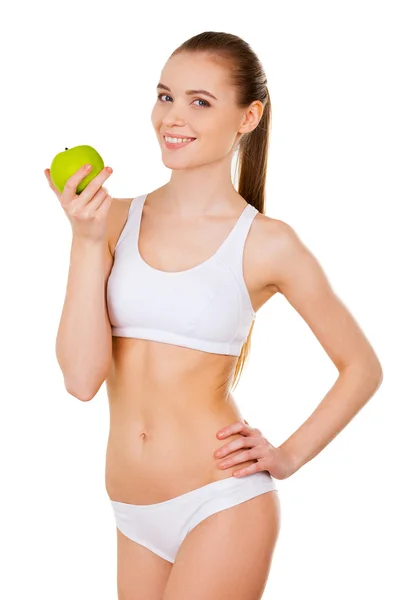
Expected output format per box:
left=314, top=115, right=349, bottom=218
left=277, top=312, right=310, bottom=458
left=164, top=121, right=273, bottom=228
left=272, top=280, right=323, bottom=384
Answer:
left=107, top=49, right=278, bottom=600
left=54, top=47, right=380, bottom=600
left=115, top=490, right=280, bottom=600
left=116, top=528, right=173, bottom=600
left=162, top=491, right=281, bottom=600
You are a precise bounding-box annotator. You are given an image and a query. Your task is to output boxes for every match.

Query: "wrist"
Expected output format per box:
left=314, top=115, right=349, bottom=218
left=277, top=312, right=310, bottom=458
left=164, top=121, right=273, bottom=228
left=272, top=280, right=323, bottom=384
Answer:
left=277, top=441, right=302, bottom=478
left=72, top=235, right=104, bottom=247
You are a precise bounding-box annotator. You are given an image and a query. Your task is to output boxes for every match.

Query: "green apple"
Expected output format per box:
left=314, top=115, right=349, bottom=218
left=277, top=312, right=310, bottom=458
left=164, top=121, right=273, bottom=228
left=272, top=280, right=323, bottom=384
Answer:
left=50, top=145, right=105, bottom=195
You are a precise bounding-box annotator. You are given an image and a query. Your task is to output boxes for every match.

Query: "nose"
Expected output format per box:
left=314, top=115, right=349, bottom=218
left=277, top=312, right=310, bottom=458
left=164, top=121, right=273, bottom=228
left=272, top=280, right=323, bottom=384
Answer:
left=161, top=101, right=188, bottom=128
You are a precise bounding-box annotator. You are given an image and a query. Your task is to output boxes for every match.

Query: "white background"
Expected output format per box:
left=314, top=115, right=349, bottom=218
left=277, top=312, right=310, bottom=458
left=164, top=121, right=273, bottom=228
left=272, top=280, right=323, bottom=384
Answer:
left=1, top=1, right=397, bottom=598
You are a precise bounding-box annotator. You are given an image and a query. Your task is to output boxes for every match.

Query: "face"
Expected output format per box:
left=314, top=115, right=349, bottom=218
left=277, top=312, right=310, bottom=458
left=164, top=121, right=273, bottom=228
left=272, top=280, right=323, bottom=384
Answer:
left=151, top=53, right=258, bottom=169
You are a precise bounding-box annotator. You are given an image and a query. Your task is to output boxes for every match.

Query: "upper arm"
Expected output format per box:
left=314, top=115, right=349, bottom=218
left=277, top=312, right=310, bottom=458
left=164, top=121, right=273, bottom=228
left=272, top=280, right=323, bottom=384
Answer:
left=267, top=220, right=382, bottom=374
left=103, top=196, right=134, bottom=299
left=104, top=197, right=125, bottom=282
left=104, top=233, right=114, bottom=282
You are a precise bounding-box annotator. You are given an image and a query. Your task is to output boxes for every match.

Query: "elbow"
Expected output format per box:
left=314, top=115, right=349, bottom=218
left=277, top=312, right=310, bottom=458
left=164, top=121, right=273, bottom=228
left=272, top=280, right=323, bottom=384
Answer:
left=62, top=366, right=110, bottom=402
left=66, top=386, right=95, bottom=402
left=64, top=379, right=100, bottom=401
left=374, top=365, right=384, bottom=387
left=368, top=355, right=384, bottom=385
left=363, top=359, right=384, bottom=389
left=343, top=357, right=383, bottom=389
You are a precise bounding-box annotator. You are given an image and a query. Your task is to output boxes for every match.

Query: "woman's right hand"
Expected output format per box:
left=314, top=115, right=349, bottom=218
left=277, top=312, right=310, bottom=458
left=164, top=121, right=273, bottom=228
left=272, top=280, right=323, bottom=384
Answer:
left=44, top=164, right=113, bottom=243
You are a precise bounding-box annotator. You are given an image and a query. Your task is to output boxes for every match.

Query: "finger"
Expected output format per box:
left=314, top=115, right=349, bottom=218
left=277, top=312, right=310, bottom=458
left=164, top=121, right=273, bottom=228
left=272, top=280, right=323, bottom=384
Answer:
left=96, top=192, right=112, bottom=217
left=214, top=436, right=259, bottom=458
left=44, top=169, right=59, bottom=194
left=215, top=436, right=251, bottom=458
left=215, top=437, right=265, bottom=460
left=217, top=421, right=248, bottom=438
left=86, top=187, right=110, bottom=213
left=61, top=164, right=95, bottom=204
left=219, top=449, right=254, bottom=469
left=233, top=463, right=261, bottom=478
left=77, top=166, right=113, bottom=208
left=69, top=186, right=110, bottom=218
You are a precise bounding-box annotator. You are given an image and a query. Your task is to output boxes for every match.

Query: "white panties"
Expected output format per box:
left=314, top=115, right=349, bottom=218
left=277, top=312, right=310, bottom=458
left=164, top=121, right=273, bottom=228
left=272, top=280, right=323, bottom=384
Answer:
left=110, top=471, right=278, bottom=564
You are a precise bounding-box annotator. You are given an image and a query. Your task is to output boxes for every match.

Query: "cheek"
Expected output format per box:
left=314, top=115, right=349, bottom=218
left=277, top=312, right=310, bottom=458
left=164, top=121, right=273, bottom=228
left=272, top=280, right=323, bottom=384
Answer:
left=151, top=103, right=167, bottom=125
left=204, top=122, right=235, bottom=149
left=150, top=105, right=159, bottom=127
left=195, top=116, right=228, bottom=140
left=208, top=113, right=235, bottom=136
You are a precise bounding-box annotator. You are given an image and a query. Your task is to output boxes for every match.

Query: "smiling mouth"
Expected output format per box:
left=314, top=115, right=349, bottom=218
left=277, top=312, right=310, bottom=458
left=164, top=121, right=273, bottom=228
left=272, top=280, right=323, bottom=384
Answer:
left=163, top=136, right=197, bottom=148
left=163, top=136, right=196, bottom=142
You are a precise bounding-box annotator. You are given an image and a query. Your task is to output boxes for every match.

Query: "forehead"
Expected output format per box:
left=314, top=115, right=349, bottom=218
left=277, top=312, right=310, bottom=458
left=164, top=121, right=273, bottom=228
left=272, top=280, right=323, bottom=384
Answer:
left=160, top=53, right=231, bottom=95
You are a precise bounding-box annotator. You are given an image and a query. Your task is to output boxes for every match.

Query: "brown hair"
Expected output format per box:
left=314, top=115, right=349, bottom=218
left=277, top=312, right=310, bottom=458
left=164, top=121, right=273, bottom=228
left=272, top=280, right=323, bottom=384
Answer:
left=170, top=31, right=271, bottom=391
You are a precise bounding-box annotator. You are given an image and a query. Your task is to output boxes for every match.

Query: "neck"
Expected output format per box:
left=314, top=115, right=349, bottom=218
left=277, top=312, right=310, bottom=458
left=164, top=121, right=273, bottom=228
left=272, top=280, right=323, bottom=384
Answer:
left=162, top=154, right=243, bottom=217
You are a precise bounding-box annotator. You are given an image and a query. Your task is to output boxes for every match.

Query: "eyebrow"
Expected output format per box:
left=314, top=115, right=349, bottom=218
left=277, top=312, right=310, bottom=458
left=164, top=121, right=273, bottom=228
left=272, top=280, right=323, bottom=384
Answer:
left=157, top=83, right=218, bottom=101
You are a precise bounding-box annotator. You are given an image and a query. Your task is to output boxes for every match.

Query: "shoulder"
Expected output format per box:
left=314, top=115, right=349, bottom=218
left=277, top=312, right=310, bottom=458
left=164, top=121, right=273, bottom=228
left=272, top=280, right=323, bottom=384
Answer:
left=252, top=210, right=299, bottom=247
left=253, top=212, right=327, bottom=296
left=248, top=211, right=303, bottom=292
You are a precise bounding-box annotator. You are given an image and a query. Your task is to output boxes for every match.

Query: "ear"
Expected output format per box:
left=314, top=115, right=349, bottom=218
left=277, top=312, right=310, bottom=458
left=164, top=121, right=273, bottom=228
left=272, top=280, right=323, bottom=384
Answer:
left=238, top=100, right=264, bottom=135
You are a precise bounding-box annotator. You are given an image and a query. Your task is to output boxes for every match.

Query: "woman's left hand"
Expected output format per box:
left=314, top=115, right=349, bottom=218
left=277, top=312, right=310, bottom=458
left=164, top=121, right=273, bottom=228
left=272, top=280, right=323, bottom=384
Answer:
left=214, top=419, right=296, bottom=480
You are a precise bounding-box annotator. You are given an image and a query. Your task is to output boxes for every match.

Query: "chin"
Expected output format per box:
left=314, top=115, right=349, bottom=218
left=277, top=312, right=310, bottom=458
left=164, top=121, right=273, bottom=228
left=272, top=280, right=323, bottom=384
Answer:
left=161, top=158, right=191, bottom=170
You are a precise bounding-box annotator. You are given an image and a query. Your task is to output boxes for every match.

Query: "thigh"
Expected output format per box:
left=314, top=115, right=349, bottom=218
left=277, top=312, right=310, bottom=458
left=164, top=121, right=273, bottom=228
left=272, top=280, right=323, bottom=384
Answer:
left=162, top=490, right=281, bottom=600
left=116, top=527, right=173, bottom=600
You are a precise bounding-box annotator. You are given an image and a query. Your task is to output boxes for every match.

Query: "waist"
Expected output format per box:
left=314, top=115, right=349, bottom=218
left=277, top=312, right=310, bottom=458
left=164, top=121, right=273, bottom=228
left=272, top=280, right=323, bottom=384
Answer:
left=104, top=339, right=249, bottom=503
left=105, top=394, right=255, bottom=504
left=107, top=389, right=244, bottom=449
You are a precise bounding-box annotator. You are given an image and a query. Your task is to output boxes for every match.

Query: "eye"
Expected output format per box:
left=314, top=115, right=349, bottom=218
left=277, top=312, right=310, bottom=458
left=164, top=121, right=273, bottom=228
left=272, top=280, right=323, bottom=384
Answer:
left=193, top=98, right=210, bottom=107
left=157, top=93, right=172, bottom=102
left=156, top=93, right=210, bottom=108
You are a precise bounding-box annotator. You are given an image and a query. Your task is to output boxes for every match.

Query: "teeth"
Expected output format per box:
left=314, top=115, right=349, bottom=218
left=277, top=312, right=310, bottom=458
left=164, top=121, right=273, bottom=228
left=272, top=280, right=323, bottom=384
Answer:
left=165, top=136, right=195, bottom=144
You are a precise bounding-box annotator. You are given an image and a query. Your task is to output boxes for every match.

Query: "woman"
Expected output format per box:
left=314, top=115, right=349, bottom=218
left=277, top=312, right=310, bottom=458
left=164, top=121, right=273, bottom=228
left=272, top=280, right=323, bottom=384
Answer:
left=46, top=31, right=383, bottom=600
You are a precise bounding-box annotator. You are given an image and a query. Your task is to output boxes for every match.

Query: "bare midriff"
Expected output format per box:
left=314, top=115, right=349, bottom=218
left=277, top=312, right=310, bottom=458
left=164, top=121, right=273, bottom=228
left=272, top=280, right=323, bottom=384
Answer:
left=105, top=336, right=258, bottom=505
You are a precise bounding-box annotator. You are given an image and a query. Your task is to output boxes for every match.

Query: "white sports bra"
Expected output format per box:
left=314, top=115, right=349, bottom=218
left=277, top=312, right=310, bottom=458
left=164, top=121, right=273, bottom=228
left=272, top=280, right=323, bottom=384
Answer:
left=106, top=194, right=258, bottom=356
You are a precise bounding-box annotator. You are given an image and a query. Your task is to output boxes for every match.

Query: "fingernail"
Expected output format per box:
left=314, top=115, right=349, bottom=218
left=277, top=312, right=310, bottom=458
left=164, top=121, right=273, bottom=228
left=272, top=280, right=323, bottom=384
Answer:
left=84, top=164, right=91, bottom=171
left=106, top=166, right=113, bottom=173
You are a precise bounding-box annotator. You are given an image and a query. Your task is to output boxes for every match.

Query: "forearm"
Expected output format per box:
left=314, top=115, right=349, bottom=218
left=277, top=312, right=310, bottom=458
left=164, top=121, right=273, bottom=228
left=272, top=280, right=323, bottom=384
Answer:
left=279, top=362, right=383, bottom=475
left=56, top=236, right=112, bottom=400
